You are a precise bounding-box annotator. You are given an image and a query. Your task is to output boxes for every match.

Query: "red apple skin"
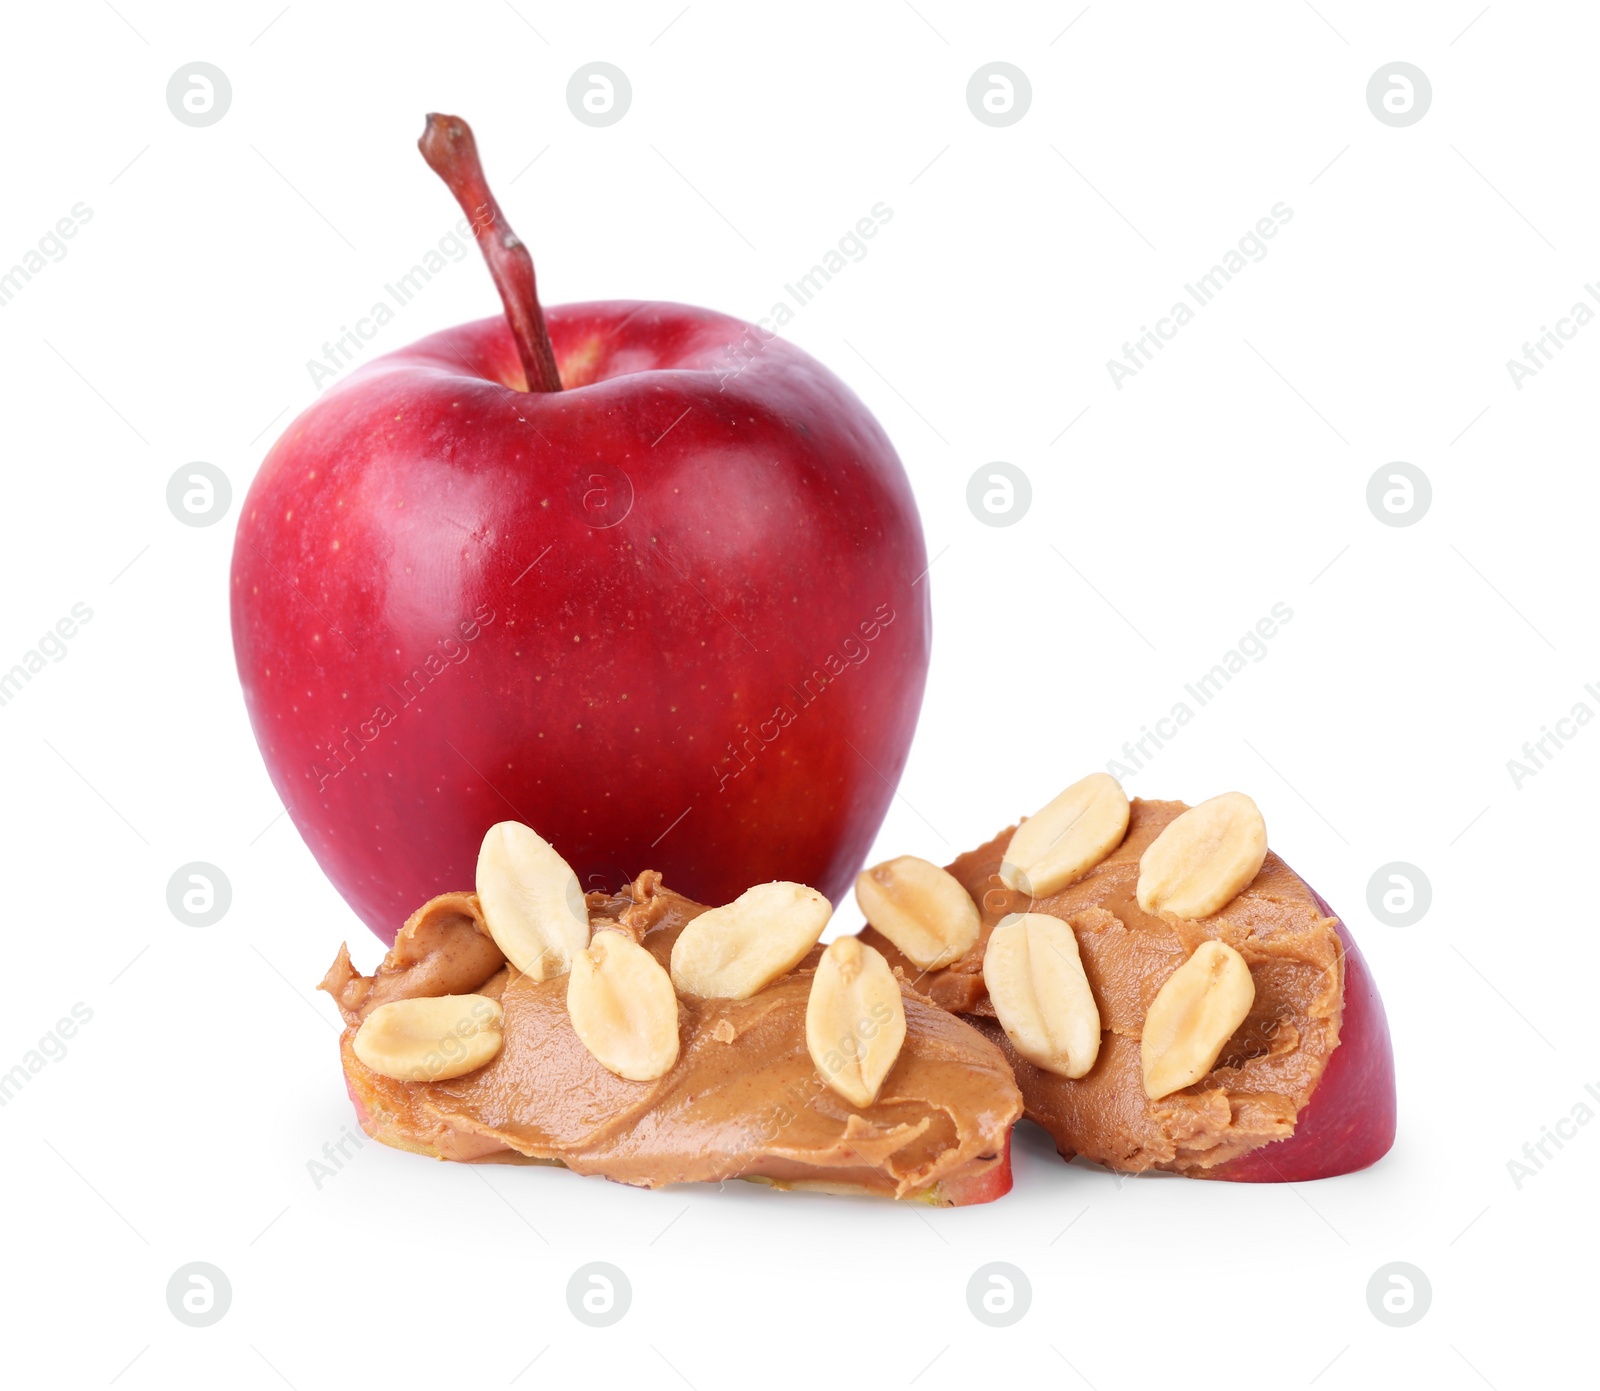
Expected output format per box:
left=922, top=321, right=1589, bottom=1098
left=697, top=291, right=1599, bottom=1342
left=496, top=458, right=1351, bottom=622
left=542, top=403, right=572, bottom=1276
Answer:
left=934, top=1130, right=1014, bottom=1207
left=1207, top=878, right=1397, bottom=1181
left=232, top=304, right=930, bottom=943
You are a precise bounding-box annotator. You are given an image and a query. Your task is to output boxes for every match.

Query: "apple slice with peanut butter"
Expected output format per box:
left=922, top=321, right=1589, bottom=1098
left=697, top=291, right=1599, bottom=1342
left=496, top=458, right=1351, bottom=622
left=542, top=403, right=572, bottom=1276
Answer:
left=855, top=783, right=1397, bottom=1182
left=319, top=825, right=1021, bottom=1205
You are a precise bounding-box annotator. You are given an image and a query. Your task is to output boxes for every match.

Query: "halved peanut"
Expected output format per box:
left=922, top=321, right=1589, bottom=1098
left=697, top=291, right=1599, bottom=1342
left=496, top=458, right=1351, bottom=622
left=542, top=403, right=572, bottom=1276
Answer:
left=352, top=994, right=503, bottom=1082
left=670, top=881, right=831, bottom=999
left=566, top=930, right=680, bottom=1081
left=1141, top=939, right=1255, bottom=1099
left=475, top=821, right=590, bottom=980
left=982, top=913, right=1101, bottom=1079
left=999, top=773, right=1130, bottom=898
left=854, top=857, right=980, bottom=970
left=805, top=938, right=906, bottom=1108
left=1136, top=792, right=1267, bottom=920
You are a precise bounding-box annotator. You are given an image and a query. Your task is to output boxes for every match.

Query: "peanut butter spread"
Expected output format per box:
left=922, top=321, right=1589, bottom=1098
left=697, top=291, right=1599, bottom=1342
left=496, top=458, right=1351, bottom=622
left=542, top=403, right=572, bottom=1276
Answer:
left=321, top=872, right=1022, bottom=1202
left=859, top=800, right=1345, bottom=1176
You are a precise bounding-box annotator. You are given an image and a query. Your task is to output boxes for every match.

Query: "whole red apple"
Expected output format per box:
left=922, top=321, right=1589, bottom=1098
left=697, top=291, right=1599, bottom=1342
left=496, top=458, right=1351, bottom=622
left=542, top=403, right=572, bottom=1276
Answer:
left=232, top=115, right=930, bottom=943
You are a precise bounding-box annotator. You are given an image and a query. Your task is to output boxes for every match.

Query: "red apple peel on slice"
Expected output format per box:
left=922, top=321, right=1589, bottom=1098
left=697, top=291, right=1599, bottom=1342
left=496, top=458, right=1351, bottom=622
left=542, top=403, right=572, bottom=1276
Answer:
left=1206, top=877, right=1397, bottom=1182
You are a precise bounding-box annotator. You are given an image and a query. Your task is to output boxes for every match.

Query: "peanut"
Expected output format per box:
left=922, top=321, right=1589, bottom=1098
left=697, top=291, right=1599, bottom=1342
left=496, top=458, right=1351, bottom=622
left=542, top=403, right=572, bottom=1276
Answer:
left=805, top=938, right=906, bottom=1108
left=854, top=857, right=980, bottom=970
left=999, top=773, right=1130, bottom=898
left=1141, top=939, right=1256, bottom=1099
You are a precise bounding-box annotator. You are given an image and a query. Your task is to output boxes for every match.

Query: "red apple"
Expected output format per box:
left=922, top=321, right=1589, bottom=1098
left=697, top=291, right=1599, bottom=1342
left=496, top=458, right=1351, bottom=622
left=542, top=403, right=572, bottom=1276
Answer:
left=232, top=115, right=930, bottom=943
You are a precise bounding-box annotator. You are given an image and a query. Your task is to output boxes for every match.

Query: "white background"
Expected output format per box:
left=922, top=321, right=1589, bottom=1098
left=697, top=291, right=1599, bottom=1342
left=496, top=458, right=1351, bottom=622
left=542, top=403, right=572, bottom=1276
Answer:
left=2, top=1, right=1593, bottom=1385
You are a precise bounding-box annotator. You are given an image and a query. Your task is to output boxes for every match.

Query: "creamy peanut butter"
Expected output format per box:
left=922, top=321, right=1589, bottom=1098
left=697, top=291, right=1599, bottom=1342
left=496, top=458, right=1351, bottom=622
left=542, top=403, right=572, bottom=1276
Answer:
left=860, top=800, right=1345, bottom=1176
left=321, top=872, right=1022, bottom=1203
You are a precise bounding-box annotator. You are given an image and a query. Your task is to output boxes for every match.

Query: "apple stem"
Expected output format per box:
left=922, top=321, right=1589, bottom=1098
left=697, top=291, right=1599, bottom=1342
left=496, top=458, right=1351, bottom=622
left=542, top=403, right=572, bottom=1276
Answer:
left=418, top=113, right=563, bottom=393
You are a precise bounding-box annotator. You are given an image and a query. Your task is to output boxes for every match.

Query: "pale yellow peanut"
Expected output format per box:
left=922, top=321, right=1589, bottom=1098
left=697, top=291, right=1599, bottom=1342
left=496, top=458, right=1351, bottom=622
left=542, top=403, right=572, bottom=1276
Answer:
left=475, top=821, right=590, bottom=980
left=1136, top=792, right=1267, bottom=920
left=670, top=881, right=831, bottom=999
left=805, top=938, right=906, bottom=1108
left=854, top=857, right=979, bottom=970
left=999, top=773, right=1130, bottom=898
left=982, top=913, right=1101, bottom=1079
left=1141, top=939, right=1256, bottom=1099
left=352, top=994, right=503, bottom=1082
left=566, top=930, right=681, bottom=1081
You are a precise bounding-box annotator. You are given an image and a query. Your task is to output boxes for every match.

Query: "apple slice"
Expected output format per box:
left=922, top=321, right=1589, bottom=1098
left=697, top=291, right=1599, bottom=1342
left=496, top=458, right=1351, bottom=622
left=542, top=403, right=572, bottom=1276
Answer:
left=859, top=796, right=1397, bottom=1182
left=324, top=869, right=1021, bottom=1203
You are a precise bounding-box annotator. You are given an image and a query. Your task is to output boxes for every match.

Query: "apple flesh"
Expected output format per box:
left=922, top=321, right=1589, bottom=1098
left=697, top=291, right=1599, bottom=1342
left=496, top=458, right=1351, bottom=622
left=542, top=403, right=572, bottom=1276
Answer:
left=232, top=117, right=929, bottom=942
